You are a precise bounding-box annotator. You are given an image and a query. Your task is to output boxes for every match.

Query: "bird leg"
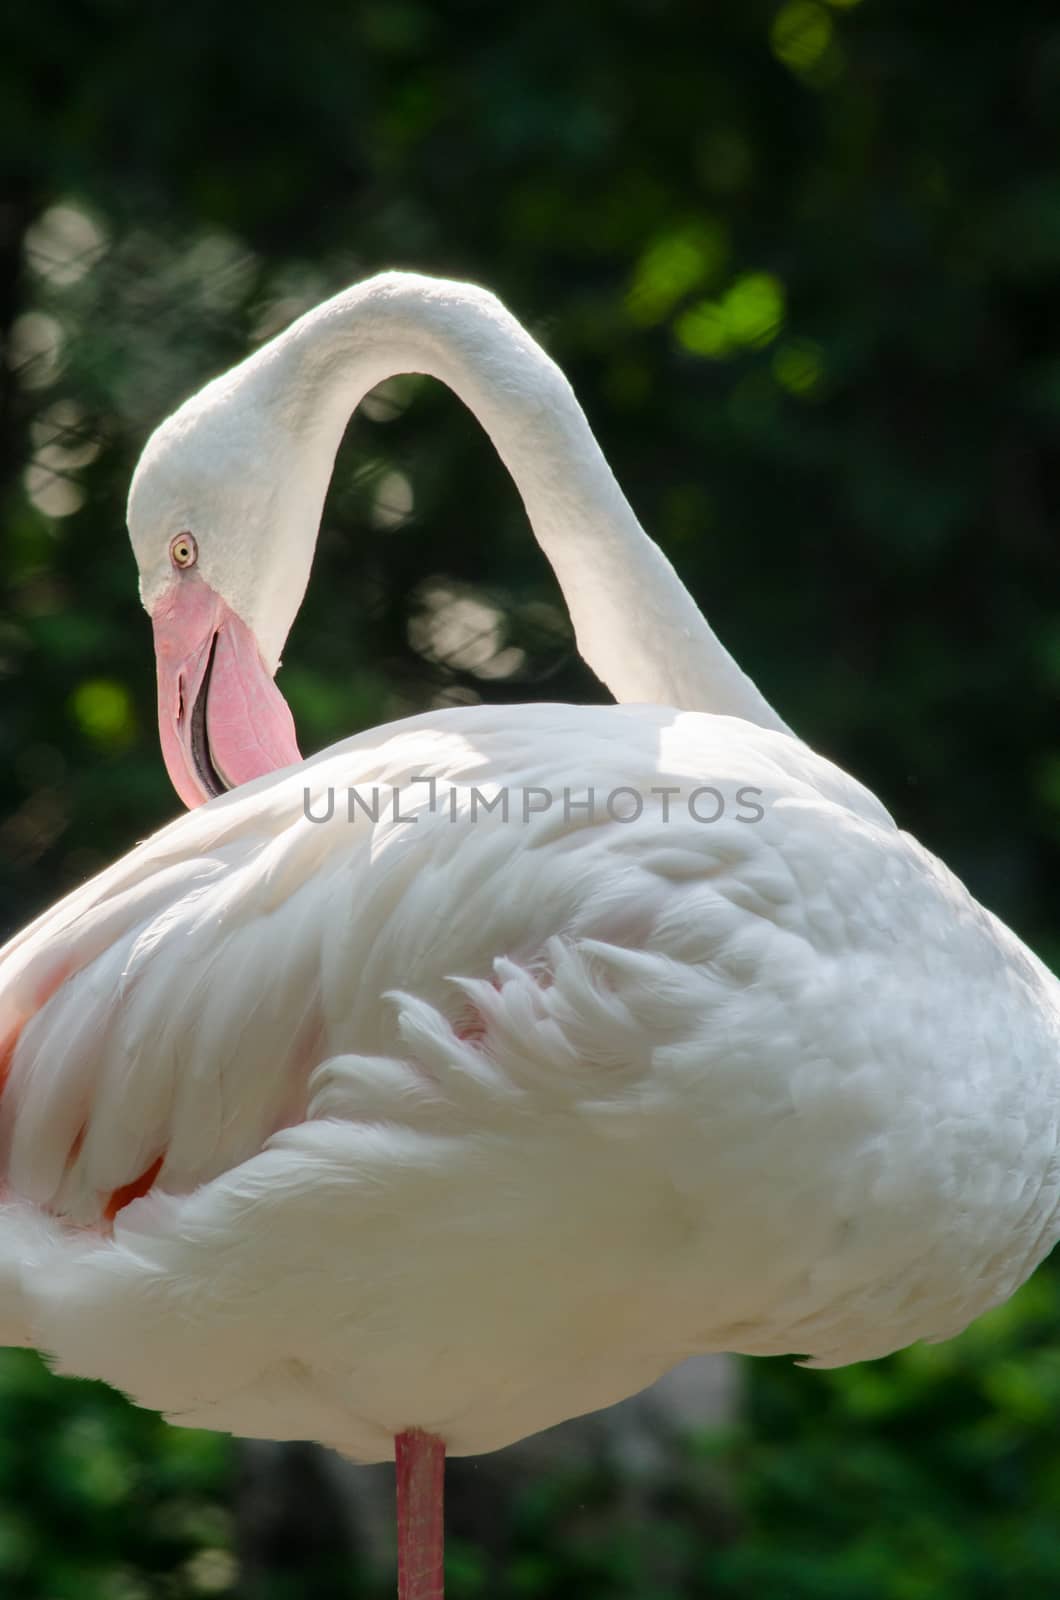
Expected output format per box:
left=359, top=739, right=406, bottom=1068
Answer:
left=395, top=1429, right=445, bottom=1600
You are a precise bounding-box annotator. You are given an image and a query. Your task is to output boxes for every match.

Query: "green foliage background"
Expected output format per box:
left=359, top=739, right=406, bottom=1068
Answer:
left=1, top=0, right=1059, bottom=1594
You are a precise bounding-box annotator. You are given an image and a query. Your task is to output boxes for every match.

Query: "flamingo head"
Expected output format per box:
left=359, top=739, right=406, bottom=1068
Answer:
left=126, top=367, right=316, bottom=809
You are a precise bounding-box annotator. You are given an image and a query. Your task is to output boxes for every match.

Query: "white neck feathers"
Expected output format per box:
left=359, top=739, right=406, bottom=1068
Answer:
left=243, top=272, right=790, bottom=733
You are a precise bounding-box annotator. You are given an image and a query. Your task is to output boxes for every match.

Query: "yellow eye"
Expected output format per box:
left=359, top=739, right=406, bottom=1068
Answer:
left=170, top=532, right=198, bottom=569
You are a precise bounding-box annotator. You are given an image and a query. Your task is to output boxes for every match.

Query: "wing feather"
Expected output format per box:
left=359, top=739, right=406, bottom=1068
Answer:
left=0, top=702, right=898, bottom=1231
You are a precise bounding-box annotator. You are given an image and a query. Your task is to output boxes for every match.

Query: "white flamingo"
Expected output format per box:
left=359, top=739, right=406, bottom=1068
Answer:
left=1, top=273, right=1058, bottom=1600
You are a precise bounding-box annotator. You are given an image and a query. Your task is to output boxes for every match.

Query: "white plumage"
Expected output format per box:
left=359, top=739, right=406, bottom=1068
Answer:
left=1, top=273, right=1058, bottom=1493
left=3, top=705, right=1058, bottom=1462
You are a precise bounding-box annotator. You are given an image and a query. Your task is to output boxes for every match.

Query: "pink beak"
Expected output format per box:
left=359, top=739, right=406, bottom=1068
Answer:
left=151, top=574, right=302, bottom=809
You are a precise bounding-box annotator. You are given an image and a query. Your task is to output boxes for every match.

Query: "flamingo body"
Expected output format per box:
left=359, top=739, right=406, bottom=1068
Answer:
left=3, top=272, right=1060, bottom=1596
left=2, top=702, right=1058, bottom=1461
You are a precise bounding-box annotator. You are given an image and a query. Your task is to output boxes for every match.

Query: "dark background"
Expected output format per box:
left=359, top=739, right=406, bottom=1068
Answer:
left=2, top=1, right=1059, bottom=1594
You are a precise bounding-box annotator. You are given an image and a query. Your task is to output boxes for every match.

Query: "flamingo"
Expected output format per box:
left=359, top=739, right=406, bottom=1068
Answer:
left=1, top=272, right=1059, bottom=1599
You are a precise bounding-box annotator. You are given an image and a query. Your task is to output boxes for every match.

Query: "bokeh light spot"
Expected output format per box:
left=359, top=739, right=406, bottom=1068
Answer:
left=370, top=469, right=415, bottom=530
left=69, top=680, right=136, bottom=747
left=627, top=221, right=728, bottom=325
left=677, top=273, right=786, bottom=359
left=723, top=273, right=786, bottom=347
left=24, top=203, right=108, bottom=288
left=675, top=301, right=730, bottom=359
left=772, top=338, right=825, bottom=395
left=770, top=1, right=834, bottom=71
left=8, top=312, right=65, bottom=391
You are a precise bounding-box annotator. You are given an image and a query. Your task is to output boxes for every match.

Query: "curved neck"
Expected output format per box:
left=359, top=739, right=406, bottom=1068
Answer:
left=257, top=272, right=790, bottom=733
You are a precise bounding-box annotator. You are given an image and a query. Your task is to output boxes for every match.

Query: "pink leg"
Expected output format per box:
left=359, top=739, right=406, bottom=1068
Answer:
left=395, top=1429, right=445, bottom=1600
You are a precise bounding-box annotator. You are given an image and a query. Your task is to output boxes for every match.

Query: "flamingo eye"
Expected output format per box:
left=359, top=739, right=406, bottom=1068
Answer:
left=170, top=532, right=198, bottom=569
